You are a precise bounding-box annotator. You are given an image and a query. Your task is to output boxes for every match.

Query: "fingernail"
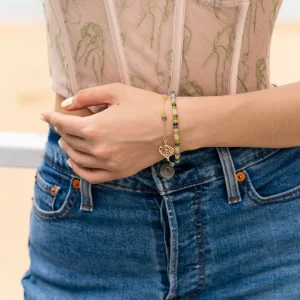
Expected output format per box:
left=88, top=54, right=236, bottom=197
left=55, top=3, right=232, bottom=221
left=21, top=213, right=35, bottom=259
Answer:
left=58, top=139, right=63, bottom=149
left=40, top=114, right=46, bottom=122
left=54, top=126, right=57, bottom=132
left=66, top=159, right=73, bottom=169
left=61, top=96, right=73, bottom=107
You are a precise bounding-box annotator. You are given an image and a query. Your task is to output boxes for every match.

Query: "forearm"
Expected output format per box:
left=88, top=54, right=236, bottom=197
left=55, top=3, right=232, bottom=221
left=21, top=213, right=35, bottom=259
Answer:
left=177, top=81, right=300, bottom=151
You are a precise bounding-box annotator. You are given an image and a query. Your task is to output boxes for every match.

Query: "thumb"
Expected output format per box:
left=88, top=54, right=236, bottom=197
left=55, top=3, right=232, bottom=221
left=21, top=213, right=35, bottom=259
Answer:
left=61, top=85, right=117, bottom=110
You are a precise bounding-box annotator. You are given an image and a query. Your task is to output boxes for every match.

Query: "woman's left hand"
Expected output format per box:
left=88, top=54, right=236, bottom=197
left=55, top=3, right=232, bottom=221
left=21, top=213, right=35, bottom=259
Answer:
left=41, top=83, right=177, bottom=184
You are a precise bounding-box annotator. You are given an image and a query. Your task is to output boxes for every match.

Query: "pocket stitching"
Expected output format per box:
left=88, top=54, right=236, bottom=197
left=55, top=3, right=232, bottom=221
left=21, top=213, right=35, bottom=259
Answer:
left=32, top=193, right=78, bottom=222
left=235, top=148, right=282, bottom=171
left=33, top=178, right=74, bottom=216
left=36, top=170, right=62, bottom=196
left=32, top=169, right=79, bottom=221
left=240, top=169, right=300, bottom=204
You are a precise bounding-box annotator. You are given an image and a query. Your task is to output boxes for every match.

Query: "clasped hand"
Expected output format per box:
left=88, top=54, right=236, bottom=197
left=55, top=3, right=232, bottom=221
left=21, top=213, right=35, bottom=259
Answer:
left=41, top=83, right=175, bottom=184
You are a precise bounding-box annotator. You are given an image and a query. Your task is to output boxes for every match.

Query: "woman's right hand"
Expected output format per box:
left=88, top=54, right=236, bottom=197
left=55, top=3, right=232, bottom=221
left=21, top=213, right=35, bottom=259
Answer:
left=54, top=93, right=95, bottom=117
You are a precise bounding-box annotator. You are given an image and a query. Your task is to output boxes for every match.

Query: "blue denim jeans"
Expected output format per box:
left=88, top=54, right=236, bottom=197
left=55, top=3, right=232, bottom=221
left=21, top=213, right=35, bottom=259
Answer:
left=21, top=123, right=300, bottom=299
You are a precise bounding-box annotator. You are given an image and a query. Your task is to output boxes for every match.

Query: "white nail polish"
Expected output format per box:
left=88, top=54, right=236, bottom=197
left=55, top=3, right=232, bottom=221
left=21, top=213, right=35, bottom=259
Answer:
left=58, top=139, right=63, bottom=149
left=61, top=96, right=73, bottom=107
left=66, top=160, right=73, bottom=169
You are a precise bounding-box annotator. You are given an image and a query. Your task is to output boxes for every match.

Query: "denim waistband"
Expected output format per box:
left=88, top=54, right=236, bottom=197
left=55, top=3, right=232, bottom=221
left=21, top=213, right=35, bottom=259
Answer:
left=44, top=123, right=282, bottom=200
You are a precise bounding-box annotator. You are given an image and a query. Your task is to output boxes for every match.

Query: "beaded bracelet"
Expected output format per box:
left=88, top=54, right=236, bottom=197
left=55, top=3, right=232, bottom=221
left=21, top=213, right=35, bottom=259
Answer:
left=158, top=91, right=181, bottom=166
left=170, top=90, right=181, bottom=164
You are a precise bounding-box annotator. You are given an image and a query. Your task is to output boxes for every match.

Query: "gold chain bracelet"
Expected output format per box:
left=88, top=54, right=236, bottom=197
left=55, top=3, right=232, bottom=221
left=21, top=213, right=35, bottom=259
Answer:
left=158, top=94, right=175, bottom=167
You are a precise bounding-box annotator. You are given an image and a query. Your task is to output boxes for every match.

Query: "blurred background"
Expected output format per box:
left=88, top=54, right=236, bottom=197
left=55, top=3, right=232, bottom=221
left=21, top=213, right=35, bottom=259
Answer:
left=0, top=0, right=300, bottom=299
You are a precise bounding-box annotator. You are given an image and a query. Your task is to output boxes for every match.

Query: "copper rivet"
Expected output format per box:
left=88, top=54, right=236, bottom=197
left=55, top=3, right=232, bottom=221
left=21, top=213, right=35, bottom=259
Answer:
left=72, top=178, right=80, bottom=189
left=236, top=171, right=246, bottom=182
left=51, top=185, right=57, bottom=195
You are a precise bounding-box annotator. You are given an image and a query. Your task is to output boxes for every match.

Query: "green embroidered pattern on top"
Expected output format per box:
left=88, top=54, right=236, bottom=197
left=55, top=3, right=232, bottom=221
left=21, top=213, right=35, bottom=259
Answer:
left=194, top=1, right=235, bottom=96
left=238, top=0, right=260, bottom=93
left=135, top=0, right=175, bottom=94
left=166, top=48, right=173, bottom=91
left=256, top=57, right=267, bottom=90
left=253, top=0, right=265, bottom=33
left=129, top=73, right=146, bottom=89
left=62, top=0, right=81, bottom=24
left=238, top=0, right=268, bottom=92
left=115, top=0, right=147, bottom=90
left=48, top=0, right=73, bottom=97
left=203, top=24, right=235, bottom=96
left=238, top=0, right=282, bottom=92
left=117, top=0, right=127, bottom=46
left=180, top=25, right=204, bottom=97
left=75, top=22, right=105, bottom=89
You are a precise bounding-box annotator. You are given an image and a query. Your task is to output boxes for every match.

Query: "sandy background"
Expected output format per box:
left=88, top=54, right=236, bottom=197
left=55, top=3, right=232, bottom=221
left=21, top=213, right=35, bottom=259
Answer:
left=0, top=22, right=300, bottom=299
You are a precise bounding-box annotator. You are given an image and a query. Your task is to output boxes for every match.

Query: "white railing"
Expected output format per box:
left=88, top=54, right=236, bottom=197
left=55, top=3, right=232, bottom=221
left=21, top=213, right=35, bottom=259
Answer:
left=0, top=132, right=47, bottom=168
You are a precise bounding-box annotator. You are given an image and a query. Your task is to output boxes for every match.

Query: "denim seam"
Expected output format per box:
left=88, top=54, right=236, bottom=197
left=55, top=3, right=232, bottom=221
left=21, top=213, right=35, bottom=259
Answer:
left=161, top=149, right=282, bottom=192
left=94, top=182, right=159, bottom=194
left=36, top=170, right=62, bottom=194
left=242, top=168, right=300, bottom=202
left=35, top=181, right=60, bottom=211
left=186, top=185, right=206, bottom=299
left=233, top=148, right=282, bottom=171
left=192, top=191, right=202, bottom=290
left=164, top=196, right=179, bottom=299
left=186, top=147, right=280, bottom=166
left=164, top=174, right=224, bottom=192
left=155, top=196, right=171, bottom=286
left=43, top=148, right=282, bottom=193
left=35, top=176, right=59, bottom=200
left=152, top=194, right=162, bottom=211
left=44, top=156, right=160, bottom=193
left=240, top=180, right=300, bottom=205
left=44, top=155, right=78, bottom=177
left=32, top=190, right=79, bottom=222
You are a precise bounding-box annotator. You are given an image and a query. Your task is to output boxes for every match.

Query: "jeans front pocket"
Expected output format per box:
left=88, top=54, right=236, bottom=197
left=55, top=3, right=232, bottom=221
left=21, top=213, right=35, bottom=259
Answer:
left=32, top=159, right=79, bottom=222
left=238, top=146, right=300, bottom=204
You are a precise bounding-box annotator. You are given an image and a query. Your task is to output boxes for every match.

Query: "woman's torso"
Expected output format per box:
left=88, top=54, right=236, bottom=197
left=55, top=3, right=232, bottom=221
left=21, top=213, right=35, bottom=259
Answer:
left=43, top=0, right=283, bottom=116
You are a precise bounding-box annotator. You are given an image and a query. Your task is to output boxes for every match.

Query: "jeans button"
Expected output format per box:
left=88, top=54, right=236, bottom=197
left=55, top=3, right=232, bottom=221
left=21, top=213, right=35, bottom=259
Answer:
left=159, top=163, right=175, bottom=179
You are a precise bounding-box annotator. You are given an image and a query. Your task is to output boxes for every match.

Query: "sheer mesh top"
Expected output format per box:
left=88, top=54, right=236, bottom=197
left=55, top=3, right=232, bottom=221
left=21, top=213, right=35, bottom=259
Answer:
left=43, top=0, right=283, bottom=113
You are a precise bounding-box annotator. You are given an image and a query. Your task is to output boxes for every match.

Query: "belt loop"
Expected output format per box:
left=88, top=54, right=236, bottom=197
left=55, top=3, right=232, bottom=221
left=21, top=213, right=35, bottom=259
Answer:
left=216, top=147, right=241, bottom=204
left=79, top=178, right=94, bottom=212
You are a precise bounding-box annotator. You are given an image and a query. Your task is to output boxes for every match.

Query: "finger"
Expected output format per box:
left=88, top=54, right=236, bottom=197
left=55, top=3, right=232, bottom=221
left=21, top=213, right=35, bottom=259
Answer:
left=41, top=111, right=86, bottom=137
left=57, top=130, right=90, bottom=153
left=67, top=158, right=115, bottom=184
left=58, top=139, right=99, bottom=168
left=61, top=83, right=120, bottom=110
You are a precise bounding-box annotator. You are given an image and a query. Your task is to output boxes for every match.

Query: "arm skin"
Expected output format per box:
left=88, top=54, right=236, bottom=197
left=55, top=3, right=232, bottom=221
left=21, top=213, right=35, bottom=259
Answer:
left=176, top=81, right=300, bottom=152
